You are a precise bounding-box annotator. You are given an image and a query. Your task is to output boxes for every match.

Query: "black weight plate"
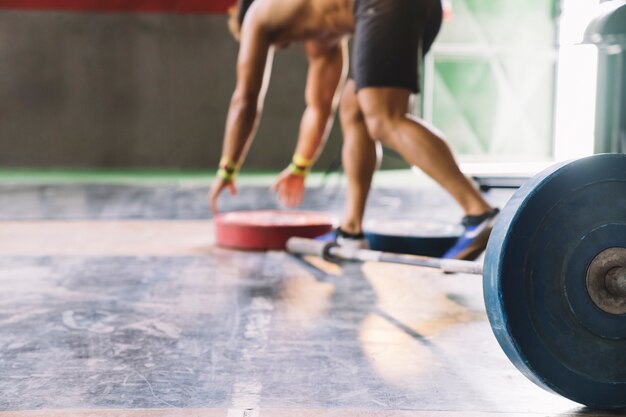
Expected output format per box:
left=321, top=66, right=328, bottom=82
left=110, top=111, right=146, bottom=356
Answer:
left=364, top=219, right=461, bottom=257
left=484, top=154, right=626, bottom=408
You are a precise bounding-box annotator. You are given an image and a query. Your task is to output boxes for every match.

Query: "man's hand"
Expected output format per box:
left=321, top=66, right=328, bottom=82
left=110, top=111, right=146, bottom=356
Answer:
left=209, top=178, right=238, bottom=214
left=272, top=167, right=306, bottom=208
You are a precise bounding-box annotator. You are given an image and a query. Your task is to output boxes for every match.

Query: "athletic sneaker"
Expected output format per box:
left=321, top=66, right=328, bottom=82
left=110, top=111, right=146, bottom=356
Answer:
left=442, top=208, right=500, bottom=260
left=315, top=227, right=369, bottom=250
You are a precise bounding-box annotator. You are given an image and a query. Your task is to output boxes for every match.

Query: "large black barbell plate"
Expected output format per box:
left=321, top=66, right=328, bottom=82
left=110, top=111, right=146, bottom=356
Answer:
left=484, top=153, right=626, bottom=408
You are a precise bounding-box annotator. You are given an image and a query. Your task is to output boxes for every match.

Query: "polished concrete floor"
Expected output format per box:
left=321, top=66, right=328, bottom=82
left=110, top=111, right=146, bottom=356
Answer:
left=0, top=181, right=622, bottom=416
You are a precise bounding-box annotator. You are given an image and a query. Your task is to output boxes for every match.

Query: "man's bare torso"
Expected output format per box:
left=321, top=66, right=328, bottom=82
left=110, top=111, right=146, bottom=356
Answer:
left=251, top=0, right=355, bottom=47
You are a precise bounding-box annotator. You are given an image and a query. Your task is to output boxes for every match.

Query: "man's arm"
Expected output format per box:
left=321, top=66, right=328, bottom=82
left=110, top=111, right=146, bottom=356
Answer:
left=210, top=10, right=273, bottom=213
left=221, top=17, right=273, bottom=165
left=272, top=38, right=348, bottom=208
left=294, top=38, right=348, bottom=163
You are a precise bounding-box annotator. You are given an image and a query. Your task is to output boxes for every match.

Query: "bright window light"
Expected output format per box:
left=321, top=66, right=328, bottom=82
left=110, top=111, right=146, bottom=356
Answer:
left=554, top=0, right=600, bottom=161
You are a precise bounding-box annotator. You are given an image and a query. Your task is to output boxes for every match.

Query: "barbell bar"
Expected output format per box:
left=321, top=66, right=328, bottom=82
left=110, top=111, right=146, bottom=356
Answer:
left=286, top=237, right=484, bottom=274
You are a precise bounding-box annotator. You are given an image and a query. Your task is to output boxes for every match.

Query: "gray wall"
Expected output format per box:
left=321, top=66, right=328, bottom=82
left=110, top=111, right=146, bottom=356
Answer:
left=0, top=11, right=352, bottom=171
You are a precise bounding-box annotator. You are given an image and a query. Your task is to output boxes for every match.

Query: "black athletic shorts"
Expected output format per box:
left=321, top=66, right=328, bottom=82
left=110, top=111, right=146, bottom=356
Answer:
left=352, top=0, right=443, bottom=93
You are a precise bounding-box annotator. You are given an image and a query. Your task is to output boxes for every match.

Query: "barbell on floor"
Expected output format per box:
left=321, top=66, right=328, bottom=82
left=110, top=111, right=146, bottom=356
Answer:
left=286, top=239, right=626, bottom=297
left=287, top=153, right=626, bottom=410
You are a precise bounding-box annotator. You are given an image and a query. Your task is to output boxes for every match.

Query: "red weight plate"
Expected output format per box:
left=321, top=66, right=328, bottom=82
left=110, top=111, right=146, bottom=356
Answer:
left=214, top=210, right=335, bottom=251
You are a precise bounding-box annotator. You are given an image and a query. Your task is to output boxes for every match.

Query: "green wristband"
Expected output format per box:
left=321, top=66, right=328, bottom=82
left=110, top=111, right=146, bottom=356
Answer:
left=288, top=162, right=310, bottom=176
left=218, top=167, right=236, bottom=182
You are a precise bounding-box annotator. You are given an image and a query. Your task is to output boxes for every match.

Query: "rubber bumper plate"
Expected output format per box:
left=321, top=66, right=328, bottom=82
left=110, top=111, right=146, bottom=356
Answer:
left=484, top=153, right=626, bottom=408
left=365, top=219, right=462, bottom=257
left=215, top=210, right=334, bottom=251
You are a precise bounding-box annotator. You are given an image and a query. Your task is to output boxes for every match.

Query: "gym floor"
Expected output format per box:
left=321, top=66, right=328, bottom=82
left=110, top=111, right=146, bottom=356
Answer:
left=0, top=174, right=621, bottom=417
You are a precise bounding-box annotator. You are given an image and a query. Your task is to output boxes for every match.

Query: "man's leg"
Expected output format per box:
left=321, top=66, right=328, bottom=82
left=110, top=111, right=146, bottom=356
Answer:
left=349, top=0, right=496, bottom=259
left=357, top=86, right=492, bottom=217
left=339, top=80, right=379, bottom=235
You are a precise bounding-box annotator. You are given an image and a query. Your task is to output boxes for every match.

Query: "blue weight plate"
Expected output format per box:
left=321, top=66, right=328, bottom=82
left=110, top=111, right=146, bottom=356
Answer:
left=364, top=219, right=462, bottom=257
left=484, top=153, right=626, bottom=408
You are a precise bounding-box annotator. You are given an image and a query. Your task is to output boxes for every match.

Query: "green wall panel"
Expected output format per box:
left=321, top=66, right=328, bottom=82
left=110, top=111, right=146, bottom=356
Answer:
left=426, top=0, right=559, bottom=160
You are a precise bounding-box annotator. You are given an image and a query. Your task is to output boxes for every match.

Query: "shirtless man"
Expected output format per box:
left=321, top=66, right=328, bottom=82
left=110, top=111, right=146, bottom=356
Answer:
left=210, top=0, right=499, bottom=260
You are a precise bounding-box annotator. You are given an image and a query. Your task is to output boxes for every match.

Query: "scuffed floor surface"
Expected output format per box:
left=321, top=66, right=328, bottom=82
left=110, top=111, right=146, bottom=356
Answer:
left=0, top=184, right=622, bottom=417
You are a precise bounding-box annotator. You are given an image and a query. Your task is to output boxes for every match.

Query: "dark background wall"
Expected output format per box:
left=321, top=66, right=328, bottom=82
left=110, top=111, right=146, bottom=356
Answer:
left=0, top=8, right=355, bottom=171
